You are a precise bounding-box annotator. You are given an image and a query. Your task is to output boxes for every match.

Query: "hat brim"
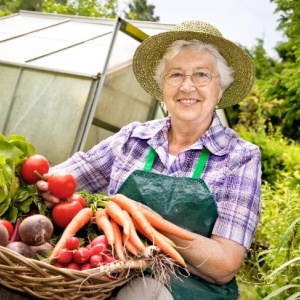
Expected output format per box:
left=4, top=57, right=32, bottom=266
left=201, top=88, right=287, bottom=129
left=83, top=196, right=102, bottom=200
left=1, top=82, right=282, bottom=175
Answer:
left=133, top=31, right=255, bottom=109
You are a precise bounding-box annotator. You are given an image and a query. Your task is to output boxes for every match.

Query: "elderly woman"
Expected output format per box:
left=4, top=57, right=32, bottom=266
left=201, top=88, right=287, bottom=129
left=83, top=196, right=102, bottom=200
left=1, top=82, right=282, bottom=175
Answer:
left=38, top=20, right=261, bottom=300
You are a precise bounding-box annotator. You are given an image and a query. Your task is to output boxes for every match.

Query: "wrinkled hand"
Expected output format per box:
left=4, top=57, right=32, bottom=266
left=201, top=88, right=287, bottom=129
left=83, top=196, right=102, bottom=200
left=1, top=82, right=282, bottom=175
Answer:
left=36, top=173, right=60, bottom=208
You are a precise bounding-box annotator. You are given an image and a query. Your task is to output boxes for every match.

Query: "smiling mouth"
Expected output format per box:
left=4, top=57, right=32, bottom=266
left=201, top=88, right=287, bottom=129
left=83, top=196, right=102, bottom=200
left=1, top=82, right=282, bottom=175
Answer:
left=178, top=99, right=199, bottom=104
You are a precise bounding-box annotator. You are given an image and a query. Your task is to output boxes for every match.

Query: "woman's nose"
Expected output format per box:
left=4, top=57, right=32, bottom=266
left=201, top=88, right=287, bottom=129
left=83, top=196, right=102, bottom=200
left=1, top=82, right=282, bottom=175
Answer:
left=179, top=75, right=196, bottom=92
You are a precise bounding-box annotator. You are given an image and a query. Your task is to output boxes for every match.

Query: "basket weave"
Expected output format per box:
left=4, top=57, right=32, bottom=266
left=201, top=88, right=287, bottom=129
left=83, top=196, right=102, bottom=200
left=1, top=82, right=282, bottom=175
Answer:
left=0, top=246, right=149, bottom=300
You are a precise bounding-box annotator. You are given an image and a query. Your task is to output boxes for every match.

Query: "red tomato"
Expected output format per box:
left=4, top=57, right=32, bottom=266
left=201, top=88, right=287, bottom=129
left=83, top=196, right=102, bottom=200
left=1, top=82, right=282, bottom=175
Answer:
left=20, top=154, right=50, bottom=184
left=0, top=220, right=14, bottom=240
left=68, top=194, right=87, bottom=208
left=52, top=201, right=82, bottom=228
left=48, top=172, right=76, bottom=199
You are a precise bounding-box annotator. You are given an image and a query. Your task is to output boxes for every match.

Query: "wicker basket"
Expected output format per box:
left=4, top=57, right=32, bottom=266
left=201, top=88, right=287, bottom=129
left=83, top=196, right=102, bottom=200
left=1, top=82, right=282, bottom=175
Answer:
left=0, top=246, right=149, bottom=300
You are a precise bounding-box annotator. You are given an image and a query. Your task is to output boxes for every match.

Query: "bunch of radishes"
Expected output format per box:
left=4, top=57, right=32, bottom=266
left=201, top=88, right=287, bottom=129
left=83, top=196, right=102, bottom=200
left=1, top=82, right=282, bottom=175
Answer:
left=53, top=235, right=116, bottom=271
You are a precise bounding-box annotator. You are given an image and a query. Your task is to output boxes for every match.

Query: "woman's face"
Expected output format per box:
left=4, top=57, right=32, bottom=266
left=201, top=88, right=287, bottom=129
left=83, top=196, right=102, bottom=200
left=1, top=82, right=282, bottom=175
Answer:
left=162, top=48, right=223, bottom=126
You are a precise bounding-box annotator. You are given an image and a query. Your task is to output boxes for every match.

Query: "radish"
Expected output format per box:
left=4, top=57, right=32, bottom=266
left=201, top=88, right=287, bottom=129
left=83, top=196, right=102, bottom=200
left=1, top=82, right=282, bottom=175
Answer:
left=90, top=254, right=103, bottom=268
left=57, top=249, right=73, bottom=264
left=91, top=235, right=109, bottom=248
left=81, top=263, right=92, bottom=271
left=66, top=237, right=80, bottom=250
left=66, top=262, right=81, bottom=271
left=89, top=243, right=106, bottom=256
left=73, top=247, right=91, bottom=264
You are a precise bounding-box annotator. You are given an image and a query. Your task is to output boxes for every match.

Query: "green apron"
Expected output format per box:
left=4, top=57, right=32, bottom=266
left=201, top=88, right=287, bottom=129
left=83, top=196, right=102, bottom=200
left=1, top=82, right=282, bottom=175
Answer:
left=117, top=148, right=239, bottom=300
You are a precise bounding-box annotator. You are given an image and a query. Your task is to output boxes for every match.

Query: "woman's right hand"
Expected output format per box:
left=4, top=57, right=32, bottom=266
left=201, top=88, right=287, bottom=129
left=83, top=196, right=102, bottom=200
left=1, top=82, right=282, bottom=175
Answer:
left=36, top=173, right=60, bottom=208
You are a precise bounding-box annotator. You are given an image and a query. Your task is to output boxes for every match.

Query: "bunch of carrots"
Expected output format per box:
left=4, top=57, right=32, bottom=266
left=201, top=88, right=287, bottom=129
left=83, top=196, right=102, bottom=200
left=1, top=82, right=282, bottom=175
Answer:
left=49, top=193, right=196, bottom=266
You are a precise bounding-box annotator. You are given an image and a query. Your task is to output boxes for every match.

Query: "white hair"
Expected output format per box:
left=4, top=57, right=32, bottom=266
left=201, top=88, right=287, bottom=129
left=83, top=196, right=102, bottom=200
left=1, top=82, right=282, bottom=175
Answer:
left=154, top=39, right=234, bottom=91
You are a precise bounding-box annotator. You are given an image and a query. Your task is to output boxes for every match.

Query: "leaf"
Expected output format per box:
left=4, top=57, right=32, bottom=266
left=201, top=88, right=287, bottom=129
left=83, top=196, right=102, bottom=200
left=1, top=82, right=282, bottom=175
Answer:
left=8, top=134, right=36, bottom=158
left=0, top=141, right=24, bottom=162
left=7, top=206, right=18, bottom=223
left=276, top=216, right=300, bottom=254
left=16, top=198, right=33, bottom=213
left=0, top=169, right=9, bottom=201
left=268, top=257, right=300, bottom=277
left=0, top=197, right=11, bottom=216
left=262, top=284, right=300, bottom=300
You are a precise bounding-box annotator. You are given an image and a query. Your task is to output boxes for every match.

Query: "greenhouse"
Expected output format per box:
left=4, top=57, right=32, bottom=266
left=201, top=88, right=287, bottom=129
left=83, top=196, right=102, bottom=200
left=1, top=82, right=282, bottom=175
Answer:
left=0, top=10, right=228, bottom=165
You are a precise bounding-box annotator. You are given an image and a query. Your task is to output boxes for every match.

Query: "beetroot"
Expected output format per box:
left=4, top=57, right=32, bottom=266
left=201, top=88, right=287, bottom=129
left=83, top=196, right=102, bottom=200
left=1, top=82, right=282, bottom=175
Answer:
left=7, top=241, right=33, bottom=258
left=19, top=214, right=53, bottom=246
left=0, top=224, right=9, bottom=246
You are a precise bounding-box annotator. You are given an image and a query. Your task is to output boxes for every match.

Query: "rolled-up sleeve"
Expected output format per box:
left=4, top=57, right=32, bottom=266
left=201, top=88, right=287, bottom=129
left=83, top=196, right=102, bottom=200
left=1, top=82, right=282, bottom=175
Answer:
left=210, top=146, right=261, bottom=250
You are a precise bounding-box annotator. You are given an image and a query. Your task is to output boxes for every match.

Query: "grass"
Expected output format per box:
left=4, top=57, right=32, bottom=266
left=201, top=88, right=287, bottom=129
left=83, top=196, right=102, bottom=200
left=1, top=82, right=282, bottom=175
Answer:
left=239, top=282, right=260, bottom=300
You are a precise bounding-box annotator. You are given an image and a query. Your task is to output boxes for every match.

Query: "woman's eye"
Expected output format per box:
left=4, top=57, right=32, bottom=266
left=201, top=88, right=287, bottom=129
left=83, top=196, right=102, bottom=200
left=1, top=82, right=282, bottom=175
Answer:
left=169, top=72, right=183, bottom=78
left=195, top=72, right=209, bottom=78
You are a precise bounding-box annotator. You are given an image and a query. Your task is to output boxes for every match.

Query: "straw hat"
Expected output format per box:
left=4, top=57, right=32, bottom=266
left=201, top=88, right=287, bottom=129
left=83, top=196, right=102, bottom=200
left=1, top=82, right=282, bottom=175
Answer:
left=132, top=20, right=255, bottom=109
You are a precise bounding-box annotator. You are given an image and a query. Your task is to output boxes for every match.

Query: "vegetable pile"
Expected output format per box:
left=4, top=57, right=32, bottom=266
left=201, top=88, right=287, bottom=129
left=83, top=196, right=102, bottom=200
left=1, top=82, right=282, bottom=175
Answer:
left=0, top=133, right=194, bottom=289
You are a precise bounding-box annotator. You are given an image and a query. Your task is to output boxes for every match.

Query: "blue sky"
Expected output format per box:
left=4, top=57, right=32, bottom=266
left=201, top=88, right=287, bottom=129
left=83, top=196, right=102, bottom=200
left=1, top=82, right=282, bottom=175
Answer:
left=121, top=0, right=284, bottom=58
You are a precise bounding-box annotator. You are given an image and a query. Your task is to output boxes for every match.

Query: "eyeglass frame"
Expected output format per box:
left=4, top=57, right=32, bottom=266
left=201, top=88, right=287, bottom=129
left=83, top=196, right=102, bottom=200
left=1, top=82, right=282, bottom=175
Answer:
left=160, top=70, right=220, bottom=87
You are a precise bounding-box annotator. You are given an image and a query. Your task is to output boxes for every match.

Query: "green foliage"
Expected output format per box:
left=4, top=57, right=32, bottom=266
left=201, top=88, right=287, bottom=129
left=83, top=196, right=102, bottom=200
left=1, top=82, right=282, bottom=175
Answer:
left=124, top=0, right=159, bottom=21
left=231, top=2, right=300, bottom=294
left=0, top=134, right=40, bottom=223
left=0, top=0, right=159, bottom=21
left=42, top=0, right=118, bottom=18
left=228, top=0, right=300, bottom=143
left=251, top=182, right=300, bottom=299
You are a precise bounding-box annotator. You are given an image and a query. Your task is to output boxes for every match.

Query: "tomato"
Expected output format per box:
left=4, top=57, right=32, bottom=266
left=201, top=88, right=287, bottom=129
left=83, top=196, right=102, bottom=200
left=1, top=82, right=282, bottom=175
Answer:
left=48, top=172, right=76, bottom=199
left=68, top=194, right=87, bottom=208
left=0, top=220, right=14, bottom=240
left=20, top=154, right=50, bottom=184
left=52, top=201, right=82, bottom=228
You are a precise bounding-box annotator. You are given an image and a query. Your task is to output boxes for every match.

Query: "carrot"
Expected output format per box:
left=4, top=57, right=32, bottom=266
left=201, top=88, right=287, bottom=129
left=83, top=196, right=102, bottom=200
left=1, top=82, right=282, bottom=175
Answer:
left=49, top=207, right=93, bottom=261
left=105, top=201, right=131, bottom=236
left=133, top=219, right=186, bottom=265
left=95, top=208, right=115, bottom=247
left=122, top=210, right=146, bottom=253
left=122, top=232, right=139, bottom=256
left=138, top=205, right=196, bottom=241
left=111, top=194, right=154, bottom=241
left=110, top=219, right=126, bottom=262
left=133, top=219, right=175, bottom=248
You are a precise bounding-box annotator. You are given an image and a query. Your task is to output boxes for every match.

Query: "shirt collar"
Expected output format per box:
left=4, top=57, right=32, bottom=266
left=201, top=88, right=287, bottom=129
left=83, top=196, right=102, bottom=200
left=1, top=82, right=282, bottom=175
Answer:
left=131, top=112, right=236, bottom=156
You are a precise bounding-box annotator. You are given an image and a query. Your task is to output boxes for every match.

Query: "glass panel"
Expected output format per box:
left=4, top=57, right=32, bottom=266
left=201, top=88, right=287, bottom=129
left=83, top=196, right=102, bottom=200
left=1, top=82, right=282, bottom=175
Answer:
left=0, top=63, right=20, bottom=131
left=0, top=14, right=67, bottom=41
left=3, top=68, right=92, bottom=165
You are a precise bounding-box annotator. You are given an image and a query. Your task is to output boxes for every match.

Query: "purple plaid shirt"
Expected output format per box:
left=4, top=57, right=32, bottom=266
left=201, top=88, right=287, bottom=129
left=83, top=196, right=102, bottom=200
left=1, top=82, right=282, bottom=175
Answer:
left=54, top=112, right=261, bottom=249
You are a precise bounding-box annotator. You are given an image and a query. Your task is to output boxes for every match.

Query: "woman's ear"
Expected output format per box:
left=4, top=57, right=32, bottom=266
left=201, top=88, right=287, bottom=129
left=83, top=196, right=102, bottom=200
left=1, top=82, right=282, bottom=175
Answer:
left=218, top=89, right=223, bottom=104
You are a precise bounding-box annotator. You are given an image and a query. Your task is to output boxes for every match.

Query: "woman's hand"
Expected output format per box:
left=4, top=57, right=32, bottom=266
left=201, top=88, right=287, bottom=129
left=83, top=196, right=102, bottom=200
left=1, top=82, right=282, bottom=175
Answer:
left=163, top=232, right=246, bottom=285
left=36, top=173, right=60, bottom=208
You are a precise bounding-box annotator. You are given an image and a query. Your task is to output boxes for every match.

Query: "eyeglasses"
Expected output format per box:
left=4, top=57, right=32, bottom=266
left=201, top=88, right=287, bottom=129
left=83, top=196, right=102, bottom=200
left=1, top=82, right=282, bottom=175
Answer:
left=161, top=71, right=219, bottom=87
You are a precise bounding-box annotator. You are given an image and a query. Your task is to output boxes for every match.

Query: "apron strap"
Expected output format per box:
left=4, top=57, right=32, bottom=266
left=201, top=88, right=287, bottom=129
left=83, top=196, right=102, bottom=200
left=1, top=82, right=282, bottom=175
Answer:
left=192, top=147, right=210, bottom=179
left=143, top=147, right=157, bottom=172
left=143, top=147, right=210, bottom=178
